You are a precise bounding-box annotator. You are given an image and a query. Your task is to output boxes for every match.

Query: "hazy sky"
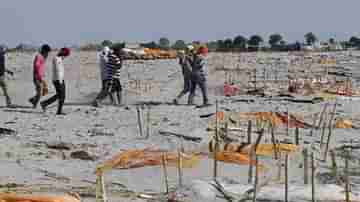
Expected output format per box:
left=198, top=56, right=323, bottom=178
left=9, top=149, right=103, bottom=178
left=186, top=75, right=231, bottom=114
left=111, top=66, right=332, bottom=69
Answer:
left=1, top=0, right=359, bottom=47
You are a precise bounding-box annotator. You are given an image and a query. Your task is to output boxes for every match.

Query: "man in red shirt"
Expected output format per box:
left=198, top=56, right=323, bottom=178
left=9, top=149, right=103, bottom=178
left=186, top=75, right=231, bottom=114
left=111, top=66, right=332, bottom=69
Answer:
left=28, top=44, right=51, bottom=108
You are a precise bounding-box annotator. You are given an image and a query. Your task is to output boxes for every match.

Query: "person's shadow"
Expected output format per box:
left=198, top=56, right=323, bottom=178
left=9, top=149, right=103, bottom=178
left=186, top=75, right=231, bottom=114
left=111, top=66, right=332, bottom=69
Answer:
left=1, top=104, right=43, bottom=114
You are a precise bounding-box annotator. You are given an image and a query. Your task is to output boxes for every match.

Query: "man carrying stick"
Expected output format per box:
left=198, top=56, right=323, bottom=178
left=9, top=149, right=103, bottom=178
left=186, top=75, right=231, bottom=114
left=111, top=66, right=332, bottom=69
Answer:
left=0, top=46, right=14, bottom=107
left=173, top=45, right=194, bottom=105
left=92, top=47, right=123, bottom=107
left=40, top=48, right=71, bottom=115
left=188, top=46, right=210, bottom=106
left=28, top=44, right=51, bottom=108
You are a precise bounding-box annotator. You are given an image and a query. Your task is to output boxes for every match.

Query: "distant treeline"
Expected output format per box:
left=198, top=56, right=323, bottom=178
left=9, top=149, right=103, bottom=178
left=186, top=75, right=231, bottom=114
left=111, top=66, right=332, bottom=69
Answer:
left=6, top=32, right=360, bottom=52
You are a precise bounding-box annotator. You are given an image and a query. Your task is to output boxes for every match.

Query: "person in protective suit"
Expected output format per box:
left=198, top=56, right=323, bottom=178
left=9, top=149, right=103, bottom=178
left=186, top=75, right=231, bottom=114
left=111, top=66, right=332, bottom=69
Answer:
left=188, top=46, right=210, bottom=106
left=173, top=45, right=194, bottom=105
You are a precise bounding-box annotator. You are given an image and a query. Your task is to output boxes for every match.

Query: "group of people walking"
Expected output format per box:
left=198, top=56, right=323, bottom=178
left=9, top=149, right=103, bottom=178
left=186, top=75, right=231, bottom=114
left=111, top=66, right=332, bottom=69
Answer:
left=1, top=44, right=71, bottom=115
left=173, top=45, right=210, bottom=106
left=0, top=43, right=210, bottom=115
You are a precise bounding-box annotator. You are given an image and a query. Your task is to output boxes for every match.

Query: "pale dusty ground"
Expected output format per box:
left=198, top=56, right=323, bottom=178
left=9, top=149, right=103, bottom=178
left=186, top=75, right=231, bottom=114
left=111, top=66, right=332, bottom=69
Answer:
left=1, top=51, right=360, bottom=201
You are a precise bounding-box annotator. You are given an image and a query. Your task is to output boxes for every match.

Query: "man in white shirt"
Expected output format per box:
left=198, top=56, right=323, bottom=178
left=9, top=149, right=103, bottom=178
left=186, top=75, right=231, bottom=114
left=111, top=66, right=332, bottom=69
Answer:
left=40, top=48, right=71, bottom=115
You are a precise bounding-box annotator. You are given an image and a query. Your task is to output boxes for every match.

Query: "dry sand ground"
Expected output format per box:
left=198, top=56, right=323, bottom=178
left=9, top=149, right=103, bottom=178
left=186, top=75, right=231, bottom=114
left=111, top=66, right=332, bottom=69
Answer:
left=1, top=51, right=360, bottom=201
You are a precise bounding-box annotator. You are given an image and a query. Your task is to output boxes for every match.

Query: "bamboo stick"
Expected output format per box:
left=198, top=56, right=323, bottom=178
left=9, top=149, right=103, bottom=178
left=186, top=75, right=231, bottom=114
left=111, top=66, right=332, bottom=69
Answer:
left=311, top=152, right=315, bottom=202
left=295, top=127, right=300, bottom=145
left=178, top=150, right=183, bottom=188
left=252, top=155, right=258, bottom=202
left=330, top=150, right=337, bottom=176
left=254, top=129, right=264, bottom=151
left=136, top=106, right=143, bottom=137
left=248, top=149, right=254, bottom=184
left=317, top=103, right=329, bottom=129
left=254, top=68, right=257, bottom=90
left=345, top=150, right=350, bottom=202
left=277, top=147, right=282, bottom=181
left=248, top=120, right=252, bottom=144
left=286, top=108, right=289, bottom=136
left=271, top=125, right=278, bottom=160
left=324, top=102, right=337, bottom=161
left=285, top=154, right=289, bottom=202
left=249, top=129, right=264, bottom=184
left=309, top=112, right=318, bottom=137
left=303, top=148, right=309, bottom=184
left=320, top=121, right=327, bottom=149
left=162, top=154, right=169, bottom=194
left=95, top=173, right=107, bottom=202
left=213, top=100, right=219, bottom=180
left=146, top=105, right=150, bottom=139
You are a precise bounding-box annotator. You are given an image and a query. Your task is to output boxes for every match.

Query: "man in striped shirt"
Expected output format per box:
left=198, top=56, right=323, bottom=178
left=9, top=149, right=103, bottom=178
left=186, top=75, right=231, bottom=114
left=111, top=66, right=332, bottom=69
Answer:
left=92, top=47, right=123, bottom=107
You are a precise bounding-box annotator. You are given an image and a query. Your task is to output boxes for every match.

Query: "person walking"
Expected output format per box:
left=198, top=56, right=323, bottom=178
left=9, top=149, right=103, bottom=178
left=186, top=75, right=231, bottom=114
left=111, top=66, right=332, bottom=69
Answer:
left=187, top=46, right=210, bottom=106
left=0, top=46, right=14, bottom=107
left=40, top=48, right=71, bottom=115
left=92, top=47, right=122, bottom=107
left=97, top=46, right=115, bottom=104
left=173, top=45, right=194, bottom=105
left=29, top=44, right=51, bottom=108
left=98, top=47, right=111, bottom=92
left=109, top=48, right=124, bottom=106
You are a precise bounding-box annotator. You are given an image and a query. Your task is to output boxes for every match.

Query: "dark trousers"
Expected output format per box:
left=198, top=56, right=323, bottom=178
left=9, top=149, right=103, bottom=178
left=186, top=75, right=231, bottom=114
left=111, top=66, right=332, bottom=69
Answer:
left=95, top=80, right=112, bottom=102
left=110, top=78, right=122, bottom=105
left=175, top=75, right=191, bottom=100
left=188, top=75, right=209, bottom=105
left=41, top=80, right=65, bottom=114
left=0, top=76, right=11, bottom=105
left=29, top=79, right=43, bottom=108
left=95, top=79, right=122, bottom=105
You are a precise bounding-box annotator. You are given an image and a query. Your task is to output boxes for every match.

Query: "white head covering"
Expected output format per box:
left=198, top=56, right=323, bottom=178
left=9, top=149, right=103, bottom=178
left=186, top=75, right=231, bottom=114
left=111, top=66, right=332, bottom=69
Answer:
left=0, top=45, right=7, bottom=54
left=102, top=46, right=111, bottom=55
left=186, top=45, right=194, bottom=51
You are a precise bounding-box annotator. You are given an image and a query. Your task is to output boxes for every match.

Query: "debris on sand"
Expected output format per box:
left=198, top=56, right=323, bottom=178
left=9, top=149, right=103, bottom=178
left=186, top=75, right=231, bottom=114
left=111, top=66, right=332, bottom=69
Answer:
left=45, top=142, right=74, bottom=150
left=0, top=127, right=16, bottom=136
left=88, top=128, right=114, bottom=137
left=70, top=150, right=97, bottom=161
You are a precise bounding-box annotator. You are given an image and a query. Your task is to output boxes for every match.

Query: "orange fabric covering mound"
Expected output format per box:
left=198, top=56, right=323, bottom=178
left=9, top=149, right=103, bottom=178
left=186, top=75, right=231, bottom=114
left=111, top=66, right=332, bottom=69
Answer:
left=0, top=193, right=80, bottom=202
left=335, top=119, right=353, bottom=129
left=239, top=112, right=310, bottom=128
left=214, top=151, right=255, bottom=165
left=97, top=149, right=199, bottom=172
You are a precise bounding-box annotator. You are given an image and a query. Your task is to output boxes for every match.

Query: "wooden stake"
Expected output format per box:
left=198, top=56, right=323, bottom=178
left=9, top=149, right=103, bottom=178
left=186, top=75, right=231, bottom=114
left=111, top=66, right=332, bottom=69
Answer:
left=330, top=150, right=337, bottom=176
left=248, top=149, right=254, bottom=184
left=286, top=109, right=290, bottom=136
left=309, top=112, right=318, bottom=137
left=285, top=154, right=289, bottom=202
left=146, top=105, right=150, bottom=139
left=247, top=120, right=252, bottom=144
left=213, top=100, right=219, bottom=180
left=303, top=148, right=309, bottom=184
left=317, top=103, right=329, bottom=129
left=136, top=106, right=143, bottom=137
left=249, top=129, right=264, bottom=184
left=252, top=155, right=258, bottom=202
left=162, top=154, right=169, bottom=194
left=311, top=152, right=315, bottom=202
left=254, top=68, right=257, bottom=90
left=295, top=127, right=300, bottom=145
left=271, top=125, right=278, bottom=160
left=96, top=173, right=107, bottom=202
left=324, top=102, right=337, bottom=161
left=345, top=150, right=350, bottom=202
left=320, top=121, right=327, bottom=149
left=178, top=150, right=183, bottom=188
left=254, top=129, right=265, bottom=151
left=277, top=151, right=282, bottom=181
